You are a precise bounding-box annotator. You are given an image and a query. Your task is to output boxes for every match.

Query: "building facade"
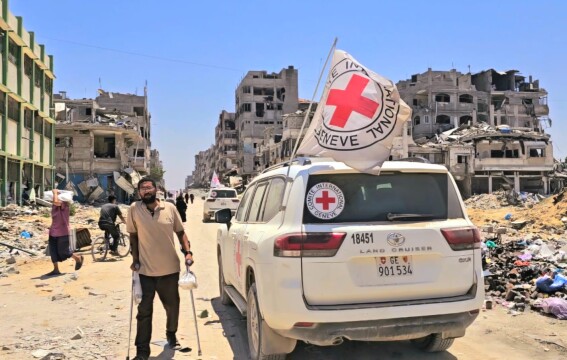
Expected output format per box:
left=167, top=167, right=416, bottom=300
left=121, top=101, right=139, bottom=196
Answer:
left=398, top=68, right=553, bottom=197
left=0, top=1, right=56, bottom=205
left=53, top=89, right=152, bottom=203
left=214, top=110, right=237, bottom=178
left=234, top=66, right=298, bottom=179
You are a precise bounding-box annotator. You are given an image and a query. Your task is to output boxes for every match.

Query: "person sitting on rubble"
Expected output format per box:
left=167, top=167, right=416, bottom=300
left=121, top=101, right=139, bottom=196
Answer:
left=22, top=189, right=30, bottom=206
left=536, top=268, right=567, bottom=293
left=98, top=195, right=126, bottom=255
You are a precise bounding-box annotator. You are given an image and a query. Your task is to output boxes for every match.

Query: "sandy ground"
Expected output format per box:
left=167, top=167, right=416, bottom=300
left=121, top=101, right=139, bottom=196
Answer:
left=1, top=197, right=566, bottom=360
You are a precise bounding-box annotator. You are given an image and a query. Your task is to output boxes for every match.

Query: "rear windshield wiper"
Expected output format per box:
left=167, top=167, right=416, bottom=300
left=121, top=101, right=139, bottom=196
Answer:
left=386, top=213, right=436, bottom=221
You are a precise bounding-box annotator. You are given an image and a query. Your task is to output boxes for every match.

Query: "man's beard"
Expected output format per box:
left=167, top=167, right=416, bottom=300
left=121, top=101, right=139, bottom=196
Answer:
left=141, top=194, right=157, bottom=204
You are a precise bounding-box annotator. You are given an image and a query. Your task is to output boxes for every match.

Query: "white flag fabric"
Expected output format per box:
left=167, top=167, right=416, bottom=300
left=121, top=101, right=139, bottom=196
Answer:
left=210, top=171, right=221, bottom=188
left=297, top=50, right=411, bottom=173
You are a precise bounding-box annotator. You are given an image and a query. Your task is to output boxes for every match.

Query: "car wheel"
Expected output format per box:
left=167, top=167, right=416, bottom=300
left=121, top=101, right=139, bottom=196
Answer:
left=202, top=214, right=209, bottom=222
left=218, top=254, right=233, bottom=306
left=247, top=283, right=287, bottom=360
left=411, top=333, right=455, bottom=352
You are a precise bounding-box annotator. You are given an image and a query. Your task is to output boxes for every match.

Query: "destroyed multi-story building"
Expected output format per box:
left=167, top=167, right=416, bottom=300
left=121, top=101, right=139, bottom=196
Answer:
left=192, top=146, right=214, bottom=188
left=53, top=89, right=153, bottom=203
left=397, top=68, right=553, bottom=197
left=214, top=110, right=237, bottom=178
left=234, top=67, right=298, bottom=179
left=0, top=3, right=55, bottom=205
left=184, top=175, right=193, bottom=189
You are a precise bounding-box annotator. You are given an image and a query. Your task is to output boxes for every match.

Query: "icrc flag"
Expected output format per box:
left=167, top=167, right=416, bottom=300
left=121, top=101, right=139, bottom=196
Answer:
left=297, top=50, right=411, bottom=173
left=210, top=171, right=221, bottom=188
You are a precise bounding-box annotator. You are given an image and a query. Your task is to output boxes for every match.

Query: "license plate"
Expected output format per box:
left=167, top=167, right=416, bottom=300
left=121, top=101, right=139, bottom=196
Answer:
left=376, top=256, right=413, bottom=277
left=220, top=201, right=227, bottom=206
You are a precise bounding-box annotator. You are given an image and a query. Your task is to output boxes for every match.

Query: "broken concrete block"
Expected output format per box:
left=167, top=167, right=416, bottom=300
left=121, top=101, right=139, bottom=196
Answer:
left=70, top=333, right=82, bottom=340
left=51, top=294, right=70, bottom=301
left=5, top=256, right=16, bottom=265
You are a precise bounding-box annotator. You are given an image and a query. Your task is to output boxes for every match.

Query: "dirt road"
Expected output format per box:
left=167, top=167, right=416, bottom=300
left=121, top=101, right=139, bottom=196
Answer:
left=1, top=197, right=566, bottom=359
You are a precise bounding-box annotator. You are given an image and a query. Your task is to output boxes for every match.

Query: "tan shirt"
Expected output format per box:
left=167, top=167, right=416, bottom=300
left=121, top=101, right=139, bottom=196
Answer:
left=127, top=200, right=185, bottom=276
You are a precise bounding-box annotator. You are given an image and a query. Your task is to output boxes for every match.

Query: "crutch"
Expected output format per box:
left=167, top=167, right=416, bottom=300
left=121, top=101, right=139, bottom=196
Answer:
left=186, top=263, right=202, bottom=356
left=126, top=274, right=135, bottom=360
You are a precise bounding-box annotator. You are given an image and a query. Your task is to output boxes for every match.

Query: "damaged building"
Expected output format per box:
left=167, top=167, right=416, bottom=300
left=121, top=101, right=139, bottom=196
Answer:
left=214, top=110, right=237, bottom=178
left=234, top=66, right=298, bottom=180
left=397, top=68, right=554, bottom=198
left=0, top=4, right=56, bottom=206
left=53, top=89, right=153, bottom=203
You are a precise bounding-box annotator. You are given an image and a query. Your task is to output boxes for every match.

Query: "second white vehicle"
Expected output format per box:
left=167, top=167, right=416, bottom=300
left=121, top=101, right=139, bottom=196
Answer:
left=202, top=188, right=239, bottom=222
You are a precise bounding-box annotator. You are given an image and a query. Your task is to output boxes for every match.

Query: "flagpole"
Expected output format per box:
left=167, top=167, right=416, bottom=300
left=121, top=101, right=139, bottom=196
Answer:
left=289, top=37, right=338, bottom=161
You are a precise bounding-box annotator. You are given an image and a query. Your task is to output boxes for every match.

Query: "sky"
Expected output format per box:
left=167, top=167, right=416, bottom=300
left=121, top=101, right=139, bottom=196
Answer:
left=11, top=0, right=567, bottom=190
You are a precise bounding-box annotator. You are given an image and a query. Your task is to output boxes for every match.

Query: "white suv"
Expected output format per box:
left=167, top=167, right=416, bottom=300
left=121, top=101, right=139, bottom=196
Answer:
left=202, top=188, right=239, bottom=222
left=215, top=158, right=483, bottom=360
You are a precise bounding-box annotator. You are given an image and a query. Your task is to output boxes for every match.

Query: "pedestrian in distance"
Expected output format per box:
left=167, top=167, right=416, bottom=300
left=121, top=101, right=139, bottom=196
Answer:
left=189, top=193, right=194, bottom=204
left=45, top=189, right=84, bottom=276
left=127, top=177, right=193, bottom=360
left=184, top=193, right=189, bottom=204
left=98, top=195, right=126, bottom=255
left=175, top=195, right=188, bottom=223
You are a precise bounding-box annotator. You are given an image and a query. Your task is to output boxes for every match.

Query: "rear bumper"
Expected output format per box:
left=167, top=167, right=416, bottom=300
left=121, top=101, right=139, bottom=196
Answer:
left=207, top=209, right=236, bottom=217
left=276, top=311, right=478, bottom=346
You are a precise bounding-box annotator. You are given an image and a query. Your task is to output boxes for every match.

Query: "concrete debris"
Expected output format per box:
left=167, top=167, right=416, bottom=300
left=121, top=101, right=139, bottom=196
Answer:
left=51, top=294, right=71, bottom=301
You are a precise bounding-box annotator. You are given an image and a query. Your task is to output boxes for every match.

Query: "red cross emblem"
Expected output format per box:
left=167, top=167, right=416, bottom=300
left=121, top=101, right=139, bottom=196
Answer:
left=326, top=74, right=380, bottom=128
left=380, top=257, right=387, bottom=264
left=235, top=240, right=242, bottom=277
left=315, top=190, right=336, bottom=211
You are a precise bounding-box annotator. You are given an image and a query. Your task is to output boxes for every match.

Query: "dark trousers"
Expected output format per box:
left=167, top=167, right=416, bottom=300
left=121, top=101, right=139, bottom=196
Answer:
left=98, top=223, right=119, bottom=251
left=135, top=272, right=180, bottom=357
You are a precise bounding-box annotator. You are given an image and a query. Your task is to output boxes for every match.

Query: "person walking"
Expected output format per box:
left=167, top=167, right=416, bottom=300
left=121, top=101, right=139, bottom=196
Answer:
left=45, top=189, right=84, bottom=276
left=127, top=177, right=193, bottom=360
left=184, top=193, right=189, bottom=204
left=189, top=193, right=194, bottom=204
left=98, top=195, right=126, bottom=255
left=175, top=195, right=187, bottom=223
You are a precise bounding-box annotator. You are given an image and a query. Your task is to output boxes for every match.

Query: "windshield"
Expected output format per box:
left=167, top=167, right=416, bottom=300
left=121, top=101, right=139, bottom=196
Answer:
left=209, top=189, right=237, bottom=199
left=303, top=172, right=463, bottom=223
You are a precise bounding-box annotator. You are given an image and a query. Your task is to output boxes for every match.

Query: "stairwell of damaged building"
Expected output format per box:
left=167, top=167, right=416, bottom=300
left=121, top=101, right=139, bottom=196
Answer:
left=53, top=89, right=165, bottom=204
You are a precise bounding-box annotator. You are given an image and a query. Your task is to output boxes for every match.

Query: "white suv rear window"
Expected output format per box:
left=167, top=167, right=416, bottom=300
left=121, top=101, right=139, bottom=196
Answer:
left=210, top=190, right=237, bottom=198
left=303, top=173, right=463, bottom=223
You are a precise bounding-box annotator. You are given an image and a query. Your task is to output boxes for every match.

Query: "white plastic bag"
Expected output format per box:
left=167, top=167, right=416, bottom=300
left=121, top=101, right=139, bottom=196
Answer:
left=43, top=190, right=74, bottom=202
left=179, top=270, right=198, bottom=290
left=133, top=271, right=143, bottom=304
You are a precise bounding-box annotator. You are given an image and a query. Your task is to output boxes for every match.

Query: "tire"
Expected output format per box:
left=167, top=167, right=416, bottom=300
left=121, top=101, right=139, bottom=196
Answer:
left=411, top=333, right=455, bottom=352
left=202, top=214, right=209, bottom=222
left=218, top=255, right=233, bottom=306
left=247, top=283, right=287, bottom=360
left=91, top=236, right=108, bottom=262
left=116, top=234, right=130, bottom=258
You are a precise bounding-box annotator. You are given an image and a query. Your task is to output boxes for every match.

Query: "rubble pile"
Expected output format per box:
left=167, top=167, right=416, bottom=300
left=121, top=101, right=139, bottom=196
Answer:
left=482, top=235, right=567, bottom=315
left=464, top=191, right=511, bottom=209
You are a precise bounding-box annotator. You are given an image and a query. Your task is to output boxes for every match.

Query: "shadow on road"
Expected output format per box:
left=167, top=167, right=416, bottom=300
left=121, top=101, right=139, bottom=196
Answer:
left=212, top=297, right=459, bottom=360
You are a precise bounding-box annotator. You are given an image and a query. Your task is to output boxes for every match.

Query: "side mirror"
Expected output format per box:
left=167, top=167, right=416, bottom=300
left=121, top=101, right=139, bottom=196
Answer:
left=201, top=196, right=206, bottom=200
left=215, top=208, right=233, bottom=224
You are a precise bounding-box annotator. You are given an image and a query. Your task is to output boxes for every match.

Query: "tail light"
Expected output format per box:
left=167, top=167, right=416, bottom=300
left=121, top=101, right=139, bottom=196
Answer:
left=274, top=232, right=346, bottom=257
left=441, top=227, right=481, bottom=251
left=206, top=199, right=216, bottom=202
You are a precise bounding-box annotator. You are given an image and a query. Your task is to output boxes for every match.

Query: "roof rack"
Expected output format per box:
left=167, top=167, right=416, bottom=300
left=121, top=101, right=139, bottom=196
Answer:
left=396, top=156, right=431, bottom=164
left=261, top=157, right=313, bottom=174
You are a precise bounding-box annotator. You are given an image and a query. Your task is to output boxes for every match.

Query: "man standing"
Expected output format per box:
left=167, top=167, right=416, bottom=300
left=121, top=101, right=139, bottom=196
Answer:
left=127, top=177, right=193, bottom=360
left=98, top=195, right=126, bottom=255
left=184, top=193, right=189, bottom=204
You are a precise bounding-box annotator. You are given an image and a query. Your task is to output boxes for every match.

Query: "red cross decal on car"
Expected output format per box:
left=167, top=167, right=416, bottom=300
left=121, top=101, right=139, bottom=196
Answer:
left=315, top=190, right=336, bottom=211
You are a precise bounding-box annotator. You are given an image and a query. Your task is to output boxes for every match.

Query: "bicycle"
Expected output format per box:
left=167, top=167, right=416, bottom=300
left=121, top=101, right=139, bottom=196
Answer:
left=91, top=223, right=130, bottom=261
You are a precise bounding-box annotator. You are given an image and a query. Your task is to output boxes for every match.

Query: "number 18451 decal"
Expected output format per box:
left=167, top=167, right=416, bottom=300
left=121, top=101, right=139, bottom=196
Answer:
left=351, top=232, right=374, bottom=244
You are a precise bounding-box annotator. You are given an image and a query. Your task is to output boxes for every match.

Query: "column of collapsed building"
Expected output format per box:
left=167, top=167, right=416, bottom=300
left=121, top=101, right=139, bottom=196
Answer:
left=397, top=68, right=555, bottom=198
